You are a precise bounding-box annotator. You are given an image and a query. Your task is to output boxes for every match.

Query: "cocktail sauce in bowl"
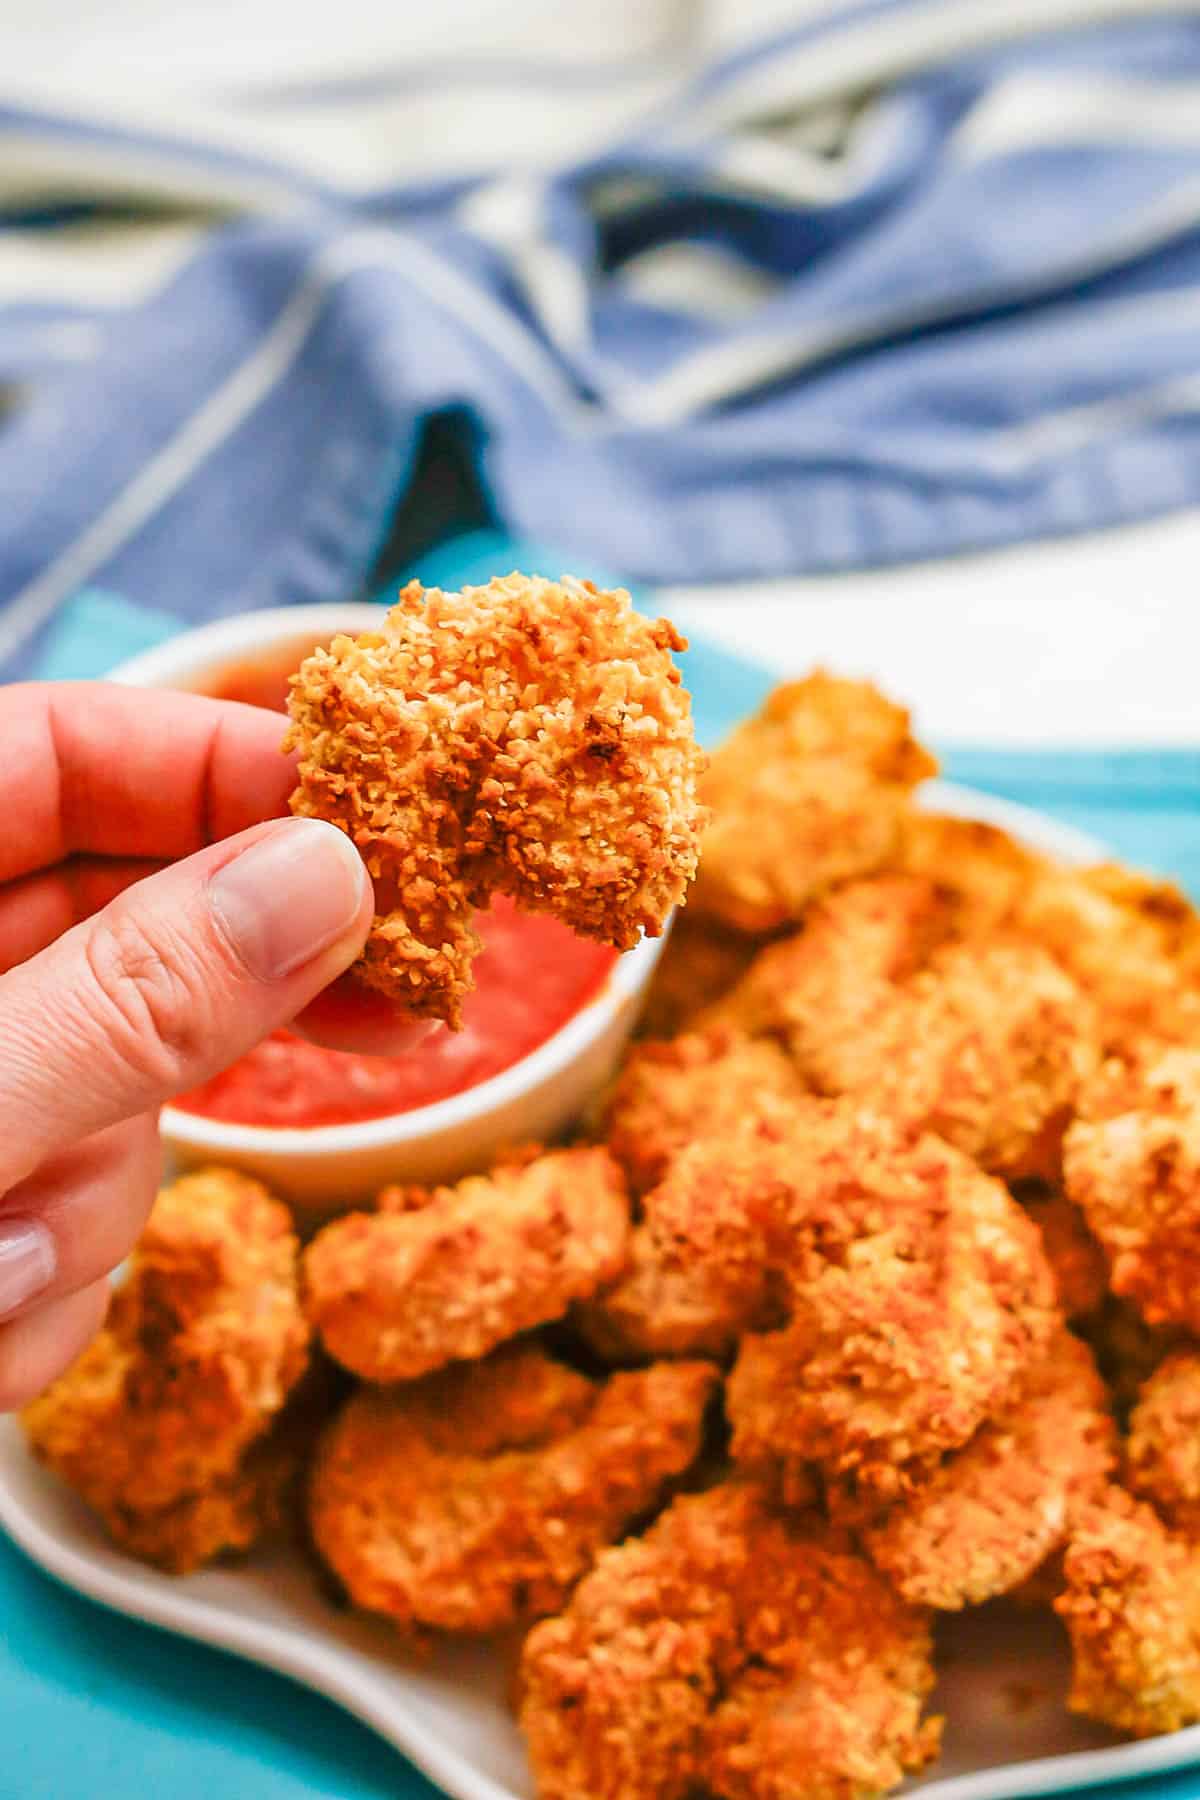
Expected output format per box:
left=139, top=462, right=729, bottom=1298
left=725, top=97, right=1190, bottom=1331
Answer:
left=109, top=605, right=667, bottom=1209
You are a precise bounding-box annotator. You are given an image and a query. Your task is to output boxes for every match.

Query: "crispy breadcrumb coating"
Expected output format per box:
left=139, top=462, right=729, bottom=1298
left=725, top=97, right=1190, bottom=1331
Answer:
left=577, top=1121, right=804, bottom=1363
left=727, top=1133, right=1058, bottom=1507
left=519, top=1482, right=940, bottom=1800
left=897, top=815, right=1200, bottom=1047
left=860, top=1330, right=1115, bottom=1609
left=1016, top=1185, right=1109, bottom=1322
left=807, top=939, right=1099, bottom=1181
left=1126, top=1352, right=1200, bottom=1537
left=22, top=1169, right=308, bottom=1571
left=303, top=1147, right=630, bottom=1382
left=1064, top=1046, right=1200, bottom=1332
left=697, top=874, right=947, bottom=1059
left=604, top=1028, right=808, bottom=1195
left=637, top=912, right=758, bottom=1039
left=308, top=1346, right=717, bottom=1634
left=692, top=675, right=936, bottom=934
left=894, top=813, right=1038, bottom=934
left=105, top=1359, right=341, bottom=1574
left=1057, top=1487, right=1200, bottom=1737
left=285, top=574, right=706, bottom=1024
left=1018, top=864, right=1200, bottom=1049
left=706, top=891, right=1097, bottom=1179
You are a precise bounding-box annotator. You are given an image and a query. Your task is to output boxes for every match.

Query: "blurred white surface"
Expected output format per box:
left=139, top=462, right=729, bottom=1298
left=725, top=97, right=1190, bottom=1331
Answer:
left=4, top=0, right=1195, bottom=747
left=666, top=509, right=1200, bottom=747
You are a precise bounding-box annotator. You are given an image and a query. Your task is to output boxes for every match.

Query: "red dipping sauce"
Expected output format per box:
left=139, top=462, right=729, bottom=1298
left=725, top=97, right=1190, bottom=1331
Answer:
left=174, top=647, right=619, bottom=1129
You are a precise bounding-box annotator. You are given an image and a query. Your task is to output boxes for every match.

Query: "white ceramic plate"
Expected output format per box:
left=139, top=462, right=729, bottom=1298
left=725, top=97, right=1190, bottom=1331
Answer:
left=4, top=783, right=1199, bottom=1800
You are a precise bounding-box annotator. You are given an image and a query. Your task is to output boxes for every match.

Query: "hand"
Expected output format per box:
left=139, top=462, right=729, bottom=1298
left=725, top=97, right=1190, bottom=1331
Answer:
left=0, top=681, right=424, bottom=1410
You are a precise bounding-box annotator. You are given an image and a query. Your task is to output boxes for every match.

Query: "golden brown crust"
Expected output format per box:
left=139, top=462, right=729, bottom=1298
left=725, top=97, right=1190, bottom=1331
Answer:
left=894, top=813, right=1040, bottom=933
left=859, top=1330, right=1116, bottom=1609
left=896, top=815, right=1200, bottom=1048
left=22, top=1169, right=309, bottom=1571
left=1126, top=1352, right=1200, bottom=1537
left=1056, top=1487, right=1200, bottom=1737
left=1065, top=1046, right=1200, bottom=1332
left=636, top=911, right=759, bottom=1040
left=692, top=674, right=937, bottom=934
left=302, top=1146, right=630, bottom=1382
left=577, top=1121, right=804, bottom=1363
left=726, top=1132, right=1058, bottom=1507
left=308, top=1346, right=718, bottom=1634
left=285, top=574, right=707, bottom=1024
left=703, top=885, right=1098, bottom=1181
left=807, top=939, right=1099, bottom=1181
left=519, top=1482, right=940, bottom=1800
left=603, top=1028, right=808, bottom=1196
left=697, top=874, right=947, bottom=1055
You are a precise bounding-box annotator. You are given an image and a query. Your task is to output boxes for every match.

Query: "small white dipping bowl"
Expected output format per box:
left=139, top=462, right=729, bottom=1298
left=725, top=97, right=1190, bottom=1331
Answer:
left=109, top=604, right=669, bottom=1211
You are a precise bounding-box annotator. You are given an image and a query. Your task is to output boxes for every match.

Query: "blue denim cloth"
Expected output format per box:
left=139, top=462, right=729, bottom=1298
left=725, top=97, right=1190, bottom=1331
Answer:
left=8, top=7, right=1200, bottom=675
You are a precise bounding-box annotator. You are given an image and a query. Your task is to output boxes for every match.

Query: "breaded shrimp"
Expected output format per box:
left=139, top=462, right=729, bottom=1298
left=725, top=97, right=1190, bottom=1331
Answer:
left=637, top=911, right=758, bottom=1039
left=1016, top=1185, right=1109, bottom=1322
left=519, top=1482, right=940, bottom=1800
left=604, top=1028, right=807, bottom=1195
left=577, top=1121, right=805, bottom=1362
left=22, top=1169, right=309, bottom=1570
left=809, top=939, right=1099, bottom=1181
left=727, top=1135, right=1058, bottom=1507
left=860, top=1330, right=1115, bottom=1609
left=707, top=898, right=1096, bottom=1179
left=105, top=1359, right=341, bottom=1575
left=1018, top=864, right=1200, bottom=1049
left=1056, top=1487, right=1200, bottom=1737
left=894, top=813, right=1039, bottom=935
left=303, top=1146, right=630, bottom=1382
left=285, top=574, right=706, bottom=1024
left=1064, top=1046, right=1200, bottom=1332
left=308, top=1346, right=718, bottom=1634
left=897, top=816, right=1200, bottom=1046
left=697, top=874, right=947, bottom=1057
left=1126, top=1352, right=1200, bottom=1537
left=692, top=674, right=937, bottom=935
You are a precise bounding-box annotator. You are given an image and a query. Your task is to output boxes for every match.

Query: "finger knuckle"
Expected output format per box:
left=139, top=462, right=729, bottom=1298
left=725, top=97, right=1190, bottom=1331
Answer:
left=82, top=908, right=212, bottom=1091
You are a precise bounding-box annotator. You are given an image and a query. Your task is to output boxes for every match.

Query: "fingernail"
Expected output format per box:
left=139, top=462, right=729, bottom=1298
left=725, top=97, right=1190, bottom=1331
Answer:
left=208, top=818, right=369, bottom=982
left=0, top=1220, right=56, bottom=1320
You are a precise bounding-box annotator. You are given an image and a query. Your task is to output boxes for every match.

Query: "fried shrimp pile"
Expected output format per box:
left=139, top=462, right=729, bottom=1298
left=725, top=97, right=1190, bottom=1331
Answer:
left=712, top=909, right=1097, bottom=1179
left=26, top=661, right=1200, bottom=1797
left=1065, top=1046, right=1200, bottom=1332
left=519, top=1482, right=941, bottom=1800
left=726, top=1133, right=1058, bottom=1507
left=22, top=1170, right=309, bottom=1572
left=692, top=674, right=936, bottom=935
left=308, top=1346, right=717, bottom=1633
left=1057, top=1488, right=1200, bottom=1737
left=697, top=873, right=947, bottom=1059
left=303, top=1145, right=630, bottom=1381
left=860, top=1329, right=1115, bottom=1609
left=285, top=574, right=707, bottom=1024
left=603, top=1027, right=808, bottom=1195
left=1125, top=1352, right=1200, bottom=1535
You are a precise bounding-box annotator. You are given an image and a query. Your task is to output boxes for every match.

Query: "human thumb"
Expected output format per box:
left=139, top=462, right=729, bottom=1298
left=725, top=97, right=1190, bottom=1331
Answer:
left=0, top=816, right=372, bottom=1188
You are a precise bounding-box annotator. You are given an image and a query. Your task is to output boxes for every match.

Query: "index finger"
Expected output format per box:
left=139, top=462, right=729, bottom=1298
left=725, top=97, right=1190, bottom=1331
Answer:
left=2, top=682, right=299, bottom=883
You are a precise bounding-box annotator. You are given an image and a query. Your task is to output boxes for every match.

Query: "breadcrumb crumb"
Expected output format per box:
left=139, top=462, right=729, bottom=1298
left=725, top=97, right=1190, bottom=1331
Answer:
left=285, top=574, right=707, bottom=1024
